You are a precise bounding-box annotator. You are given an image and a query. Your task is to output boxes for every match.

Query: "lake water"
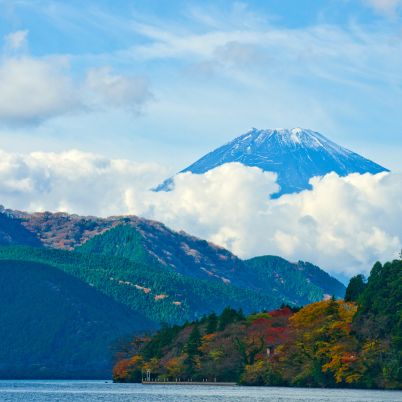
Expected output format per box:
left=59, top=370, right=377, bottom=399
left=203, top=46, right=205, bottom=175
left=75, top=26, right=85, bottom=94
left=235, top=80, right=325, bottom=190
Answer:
left=0, top=380, right=401, bottom=402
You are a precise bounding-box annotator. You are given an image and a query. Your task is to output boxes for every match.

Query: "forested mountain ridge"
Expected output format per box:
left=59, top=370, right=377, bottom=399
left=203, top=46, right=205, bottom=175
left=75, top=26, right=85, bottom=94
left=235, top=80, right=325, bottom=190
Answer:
left=0, top=207, right=345, bottom=302
left=76, top=221, right=249, bottom=288
left=244, top=256, right=346, bottom=304
left=78, top=224, right=345, bottom=302
left=0, top=206, right=346, bottom=379
left=0, top=205, right=128, bottom=249
left=0, top=246, right=277, bottom=325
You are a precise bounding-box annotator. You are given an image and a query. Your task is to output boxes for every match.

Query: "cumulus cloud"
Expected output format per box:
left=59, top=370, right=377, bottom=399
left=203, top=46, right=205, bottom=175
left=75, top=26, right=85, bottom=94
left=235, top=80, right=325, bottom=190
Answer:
left=0, top=148, right=166, bottom=216
left=0, top=32, right=152, bottom=126
left=0, top=56, right=81, bottom=126
left=0, top=150, right=400, bottom=277
left=137, top=165, right=402, bottom=277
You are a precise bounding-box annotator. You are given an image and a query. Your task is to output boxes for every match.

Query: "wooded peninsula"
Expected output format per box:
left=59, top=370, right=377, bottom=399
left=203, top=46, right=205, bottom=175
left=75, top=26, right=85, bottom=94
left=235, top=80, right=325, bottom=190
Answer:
left=113, top=258, right=402, bottom=389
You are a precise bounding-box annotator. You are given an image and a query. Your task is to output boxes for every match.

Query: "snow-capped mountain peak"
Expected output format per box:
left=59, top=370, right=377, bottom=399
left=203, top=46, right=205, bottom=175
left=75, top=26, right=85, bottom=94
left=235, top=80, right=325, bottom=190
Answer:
left=237, top=127, right=337, bottom=149
left=156, top=127, right=388, bottom=197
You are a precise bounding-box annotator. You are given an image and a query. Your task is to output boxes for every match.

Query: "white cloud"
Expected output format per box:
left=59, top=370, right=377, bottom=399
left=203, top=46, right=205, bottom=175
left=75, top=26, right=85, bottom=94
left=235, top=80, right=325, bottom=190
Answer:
left=137, top=166, right=401, bottom=277
left=0, top=149, right=400, bottom=277
left=126, top=18, right=402, bottom=139
left=0, top=56, right=81, bottom=126
left=363, top=0, right=402, bottom=16
left=0, top=56, right=152, bottom=126
left=0, top=148, right=167, bottom=216
left=0, top=30, right=153, bottom=126
left=4, top=30, right=28, bottom=51
left=85, top=67, right=152, bottom=114
left=130, top=19, right=402, bottom=86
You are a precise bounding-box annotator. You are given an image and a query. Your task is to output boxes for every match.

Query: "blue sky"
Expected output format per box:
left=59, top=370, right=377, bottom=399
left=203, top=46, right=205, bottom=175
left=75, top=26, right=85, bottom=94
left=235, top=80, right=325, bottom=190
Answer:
left=0, top=0, right=401, bottom=276
left=0, top=0, right=401, bottom=173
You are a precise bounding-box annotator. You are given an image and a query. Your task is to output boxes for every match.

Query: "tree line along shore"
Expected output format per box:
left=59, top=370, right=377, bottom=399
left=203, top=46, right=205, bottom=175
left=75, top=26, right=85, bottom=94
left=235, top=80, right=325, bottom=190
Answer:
left=113, top=258, right=402, bottom=389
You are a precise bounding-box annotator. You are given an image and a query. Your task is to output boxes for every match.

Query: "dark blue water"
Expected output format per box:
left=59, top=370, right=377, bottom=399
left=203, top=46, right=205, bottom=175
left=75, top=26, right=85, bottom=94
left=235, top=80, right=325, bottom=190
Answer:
left=0, top=380, right=401, bottom=402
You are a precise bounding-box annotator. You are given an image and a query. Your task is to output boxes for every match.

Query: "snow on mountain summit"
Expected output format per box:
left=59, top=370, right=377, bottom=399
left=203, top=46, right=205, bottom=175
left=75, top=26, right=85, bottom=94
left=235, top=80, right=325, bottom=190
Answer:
left=235, top=128, right=343, bottom=151
left=156, top=128, right=389, bottom=197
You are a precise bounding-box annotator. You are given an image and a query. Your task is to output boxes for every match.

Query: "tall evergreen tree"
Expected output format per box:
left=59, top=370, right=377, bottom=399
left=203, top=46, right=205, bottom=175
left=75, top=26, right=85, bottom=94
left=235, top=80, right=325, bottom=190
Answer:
left=345, top=274, right=366, bottom=302
left=206, top=312, right=218, bottom=334
left=184, top=324, right=202, bottom=376
left=185, top=324, right=202, bottom=358
left=218, top=307, right=244, bottom=331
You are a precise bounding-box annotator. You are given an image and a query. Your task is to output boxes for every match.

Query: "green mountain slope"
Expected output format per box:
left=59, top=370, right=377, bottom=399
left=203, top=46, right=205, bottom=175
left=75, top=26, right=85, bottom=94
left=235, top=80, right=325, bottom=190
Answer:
left=0, top=259, right=154, bottom=379
left=0, top=208, right=345, bottom=379
left=77, top=220, right=255, bottom=288
left=0, top=246, right=278, bottom=325
left=78, top=223, right=150, bottom=264
left=0, top=208, right=345, bottom=302
left=78, top=225, right=345, bottom=303
left=244, top=256, right=346, bottom=304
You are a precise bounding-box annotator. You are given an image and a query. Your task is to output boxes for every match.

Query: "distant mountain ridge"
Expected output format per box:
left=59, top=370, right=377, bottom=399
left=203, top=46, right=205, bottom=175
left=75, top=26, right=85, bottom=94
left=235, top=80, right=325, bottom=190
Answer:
left=0, top=212, right=42, bottom=247
left=78, top=224, right=345, bottom=302
left=0, top=206, right=345, bottom=303
left=156, top=127, right=388, bottom=196
left=0, top=206, right=346, bottom=378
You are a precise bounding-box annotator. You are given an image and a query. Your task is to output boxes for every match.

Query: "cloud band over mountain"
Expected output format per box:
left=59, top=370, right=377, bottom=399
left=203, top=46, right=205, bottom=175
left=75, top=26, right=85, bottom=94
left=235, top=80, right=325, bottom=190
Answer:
left=0, top=148, right=400, bottom=277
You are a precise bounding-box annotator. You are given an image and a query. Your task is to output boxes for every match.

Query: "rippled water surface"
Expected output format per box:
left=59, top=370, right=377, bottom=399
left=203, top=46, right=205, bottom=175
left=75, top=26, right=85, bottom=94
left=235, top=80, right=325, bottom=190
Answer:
left=0, top=380, right=401, bottom=402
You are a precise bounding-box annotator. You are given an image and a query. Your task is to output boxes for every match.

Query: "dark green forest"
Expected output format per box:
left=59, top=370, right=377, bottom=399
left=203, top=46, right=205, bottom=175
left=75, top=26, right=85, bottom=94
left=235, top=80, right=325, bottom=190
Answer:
left=0, top=246, right=277, bottom=325
left=0, top=259, right=153, bottom=378
left=77, top=224, right=345, bottom=303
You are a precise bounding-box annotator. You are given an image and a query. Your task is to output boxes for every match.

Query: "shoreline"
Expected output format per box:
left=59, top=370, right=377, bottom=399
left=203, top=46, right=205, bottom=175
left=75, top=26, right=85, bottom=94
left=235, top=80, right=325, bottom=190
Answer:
left=142, top=381, right=237, bottom=386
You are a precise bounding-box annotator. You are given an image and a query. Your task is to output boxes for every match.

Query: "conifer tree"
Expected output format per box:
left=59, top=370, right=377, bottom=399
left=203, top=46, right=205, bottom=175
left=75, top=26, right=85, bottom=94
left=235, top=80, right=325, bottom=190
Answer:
left=345, top=274, right=366, bottom=302
left=206, top=312, right=218, bottom=334
left=185, top=324, right=201, bottom=358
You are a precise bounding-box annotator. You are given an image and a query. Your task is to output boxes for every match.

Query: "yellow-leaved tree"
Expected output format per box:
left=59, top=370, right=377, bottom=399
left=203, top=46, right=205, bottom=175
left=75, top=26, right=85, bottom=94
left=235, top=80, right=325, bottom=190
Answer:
left=275, top=299, right=360, bottom=387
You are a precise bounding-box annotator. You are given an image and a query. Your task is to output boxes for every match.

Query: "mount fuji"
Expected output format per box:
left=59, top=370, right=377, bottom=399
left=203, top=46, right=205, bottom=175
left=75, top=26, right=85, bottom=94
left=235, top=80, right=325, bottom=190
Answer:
left=157, top=127, right=389, bottom=197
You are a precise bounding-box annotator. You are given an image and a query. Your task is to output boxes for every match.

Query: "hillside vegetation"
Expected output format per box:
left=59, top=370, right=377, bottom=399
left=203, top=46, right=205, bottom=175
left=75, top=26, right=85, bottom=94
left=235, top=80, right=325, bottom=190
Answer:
left=244, top=256, right=345, bottom=305
left=77, top=224, right=345, bottom=304
left=0, top=246, right=277, bottom=324
left=0, top=259, right=154, bottom=378
left=113, top=258, right=402, bottom=389
left=0, top=207, right=347, bottom=379
left=0, top=208, right=345, bottom=306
